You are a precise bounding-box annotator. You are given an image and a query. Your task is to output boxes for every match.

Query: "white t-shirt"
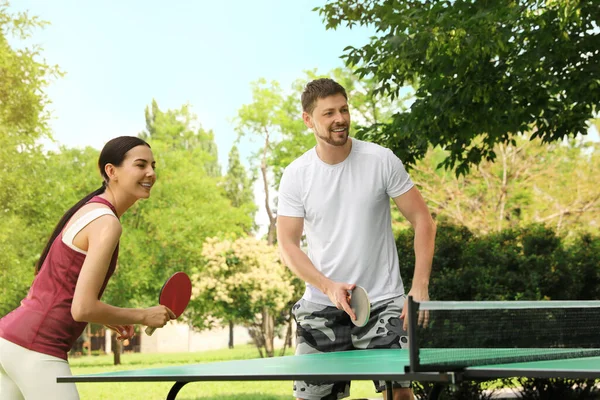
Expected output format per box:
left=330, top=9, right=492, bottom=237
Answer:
left=278, top=138, right=414, bottom=305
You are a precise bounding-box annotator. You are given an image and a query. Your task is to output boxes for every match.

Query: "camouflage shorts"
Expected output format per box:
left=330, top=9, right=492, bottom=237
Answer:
left=291, top=295, right=410, bottom=400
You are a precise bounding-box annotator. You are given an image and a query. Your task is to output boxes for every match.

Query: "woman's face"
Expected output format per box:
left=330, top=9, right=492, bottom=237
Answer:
left=112, top=145, right=156, bottom=199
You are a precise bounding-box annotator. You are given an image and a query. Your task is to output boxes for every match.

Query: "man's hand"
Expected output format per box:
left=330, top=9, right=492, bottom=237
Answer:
left=400, top=285, right=430, bottom=331
left=324, top=281, right=357, bottom=321
left=106, top=324, right=135, bottom=341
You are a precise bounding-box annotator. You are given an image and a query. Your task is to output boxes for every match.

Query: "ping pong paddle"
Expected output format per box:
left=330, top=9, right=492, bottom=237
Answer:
left=349, top=286, right=370, bottom=327
left=145, top=271, right=192, bottom=336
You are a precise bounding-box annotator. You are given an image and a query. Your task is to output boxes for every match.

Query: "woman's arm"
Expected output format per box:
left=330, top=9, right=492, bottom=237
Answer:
left=71, top=215, right=174, bottom=327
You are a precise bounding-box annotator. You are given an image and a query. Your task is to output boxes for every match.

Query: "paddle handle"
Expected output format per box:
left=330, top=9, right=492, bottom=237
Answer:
left=145, top=326, right=157, bottom=336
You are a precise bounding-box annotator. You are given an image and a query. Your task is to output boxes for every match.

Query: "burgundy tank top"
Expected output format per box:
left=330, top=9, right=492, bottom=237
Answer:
left=0, top=196, right=119, bottom=360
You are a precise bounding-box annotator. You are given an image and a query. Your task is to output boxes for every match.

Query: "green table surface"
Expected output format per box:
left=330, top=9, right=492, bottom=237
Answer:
left=58, top=348, right=600, bottom=383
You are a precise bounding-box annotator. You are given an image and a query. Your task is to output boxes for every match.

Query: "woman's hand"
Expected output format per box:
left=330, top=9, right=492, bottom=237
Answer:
left=105, top=324, right=135, bottom=341
left=143, top=305, right=177, bottom=328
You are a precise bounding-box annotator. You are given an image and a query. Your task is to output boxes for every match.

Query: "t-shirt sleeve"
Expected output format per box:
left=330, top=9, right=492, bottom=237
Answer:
left=277, top=166, right=305, bottom=217
left=385, top=149, right=414, bottom=198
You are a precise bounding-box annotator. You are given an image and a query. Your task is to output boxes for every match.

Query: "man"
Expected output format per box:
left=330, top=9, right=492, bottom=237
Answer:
left=277, top=78, right=436, bottom=400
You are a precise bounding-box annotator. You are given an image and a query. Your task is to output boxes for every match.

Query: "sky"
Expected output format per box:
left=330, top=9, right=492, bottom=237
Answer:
left=7, top=0, right=376, bottom=236
left=6, top=1, right=598, bottom=236
left=8, top=0, right=373, bottom=166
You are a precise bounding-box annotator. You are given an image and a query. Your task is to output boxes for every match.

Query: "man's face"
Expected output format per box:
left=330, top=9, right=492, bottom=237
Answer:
left=303, top=93, right=350, bottom=147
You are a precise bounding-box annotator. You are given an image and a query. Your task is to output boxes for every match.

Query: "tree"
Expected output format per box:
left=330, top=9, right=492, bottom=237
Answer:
left=0, top=1, right=62, bottom=315
left=405, top=135, right=600, bottom=235
left=130, top=101, right=254, bottom=299
left=223, top=145, right=257, bottom=231
left=0, top=1, right=61, bottom=143
left=240, top=67, right=409, bottom=193
left=0, top=214, right=37, bottom=316
left=193, top=237, right=297, bottom=357
left=112, top=140, right=253, bottom=296
left=0, top=1, right=61, bottom=222
left=81, top=101, right=252, bottom=362
left=235, top=79, right=287, bottom=245
left=397, top=221, right=600, bottom=303
left=140, top=99, right=221, bottom=177
left=222, top=145, right=257, bottom=347
left=317, top=0, right=599, bottom=175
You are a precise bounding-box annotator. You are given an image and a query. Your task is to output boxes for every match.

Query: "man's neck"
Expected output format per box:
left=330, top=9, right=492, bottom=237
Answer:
left=315, top=138, right=353, bottom=165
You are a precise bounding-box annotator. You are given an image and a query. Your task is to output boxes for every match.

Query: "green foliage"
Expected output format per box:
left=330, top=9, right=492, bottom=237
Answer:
left=191, top=237, right=302, bottom=356
left=107, top=140, right=254, bottom=309
left=1, top=146, right=104, bottom=315
left=0, top=0, right=61, bottom=142
left=223, top=145, right=257, bottom=234
left=101, top=101, right=254, bottom=311
left=0, top=1, right=62, bottom=219
left=140, top=99, right=221, bottom=177
left=317, top=0, right=599, bottom=175
left=511, top=377, right=600, bottom=400
left=399, top=222, right=600, bottom=302
left=400, top=223, right=600, bottom=398
left=194, top=237, right=295, bottom=320
left=404, top=135, right=600, bottom=235
left=1, top=96, right=254, bottom=322
left=414, top=381, right=496, bottom=400
left=0, top=3, right=65, bottom=314
left=239, top=67, right=409, bottom=191
left=0, top=215, right=36, bottom=315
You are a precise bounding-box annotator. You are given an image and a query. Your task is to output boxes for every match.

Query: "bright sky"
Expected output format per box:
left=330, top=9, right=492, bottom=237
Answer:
left=7, top=1, right=598, bottom=236
left=9, top=0, right=373, bottom=165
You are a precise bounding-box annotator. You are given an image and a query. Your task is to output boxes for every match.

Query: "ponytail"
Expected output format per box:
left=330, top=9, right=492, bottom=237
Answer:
left=35, top=185, right=106, bottom=274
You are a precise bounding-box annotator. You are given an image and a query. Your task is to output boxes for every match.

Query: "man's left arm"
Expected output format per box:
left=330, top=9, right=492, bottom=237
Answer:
left=393, top=186, right=436, bottom=328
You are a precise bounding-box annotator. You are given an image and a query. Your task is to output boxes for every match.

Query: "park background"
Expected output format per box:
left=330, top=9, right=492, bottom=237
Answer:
left=1, top=0, right=599, bottom=399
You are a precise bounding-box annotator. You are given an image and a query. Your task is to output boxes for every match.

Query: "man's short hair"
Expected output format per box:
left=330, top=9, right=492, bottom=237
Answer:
left=301, top=78, right=348, bottom=114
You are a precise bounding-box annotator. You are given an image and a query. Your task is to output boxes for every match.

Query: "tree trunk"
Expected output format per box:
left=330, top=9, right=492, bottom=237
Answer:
left=497, top=144, right=508, bottom=232
left=263, top=307, right=275, bottom=357
left=247, top=325, right=265, bottom=358
left=260, top=127, right=277, bottom=246
left=112, top=333, right=122, bottom=365
left=287, top=312, right=294, bottom=348
left=280, top=310, right=294, bottom=356
left=84, top=324, right=91, bottom=356
left=228, top=320, right=234, bottom=349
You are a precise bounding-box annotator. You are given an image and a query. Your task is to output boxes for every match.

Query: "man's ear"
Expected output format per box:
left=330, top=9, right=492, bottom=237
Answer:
left=105, top=163, right=118, bottom=182
left=302, top=111, right=314, bottom=129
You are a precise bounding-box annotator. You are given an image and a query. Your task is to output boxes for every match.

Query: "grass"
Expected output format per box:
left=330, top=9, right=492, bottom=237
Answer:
left=69, top=345, right=379, bottom=400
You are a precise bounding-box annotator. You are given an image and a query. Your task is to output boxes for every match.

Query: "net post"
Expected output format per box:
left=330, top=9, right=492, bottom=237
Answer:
left=407, top=295, right=420, bottom=373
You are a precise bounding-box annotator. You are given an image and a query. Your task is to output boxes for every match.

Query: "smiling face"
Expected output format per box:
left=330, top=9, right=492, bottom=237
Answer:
left=107, top=145, right=156, bottom=199
left=303, top=93, right=351, bottom=147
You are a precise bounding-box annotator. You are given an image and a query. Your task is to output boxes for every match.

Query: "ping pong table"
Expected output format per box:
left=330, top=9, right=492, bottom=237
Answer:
left=58, top=298, right=600, bottom=399
left=57, top=348, right=600, bottom=399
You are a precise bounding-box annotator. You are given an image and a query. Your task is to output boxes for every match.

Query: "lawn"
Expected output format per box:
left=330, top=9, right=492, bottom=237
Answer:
left=69, top=345, right=379, bottom=400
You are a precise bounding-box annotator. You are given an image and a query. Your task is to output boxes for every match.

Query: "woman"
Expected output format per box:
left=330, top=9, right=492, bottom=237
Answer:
left=0, top=136, right=175, bottom=399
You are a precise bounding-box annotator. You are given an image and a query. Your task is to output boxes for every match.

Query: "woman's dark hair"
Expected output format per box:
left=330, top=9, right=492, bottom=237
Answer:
left=35, top=136, right=150, bottom=274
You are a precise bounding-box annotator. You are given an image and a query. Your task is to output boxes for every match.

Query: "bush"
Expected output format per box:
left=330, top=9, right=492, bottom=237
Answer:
left=398, top=223, right=600, bottom=399
left=398, top=222, right=600, bottom=302
left=513, top=378, right=600, bottom=400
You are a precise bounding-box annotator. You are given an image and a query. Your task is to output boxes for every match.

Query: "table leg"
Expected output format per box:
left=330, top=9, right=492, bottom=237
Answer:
left=166, top=381, right=188, bottom=400
left=385, top=381, right=393, bottom=399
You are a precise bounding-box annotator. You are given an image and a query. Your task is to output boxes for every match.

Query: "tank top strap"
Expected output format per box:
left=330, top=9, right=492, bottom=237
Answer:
left=62, top=208, right=117, bottom=254
left=86, top=196, right=118, bottom=217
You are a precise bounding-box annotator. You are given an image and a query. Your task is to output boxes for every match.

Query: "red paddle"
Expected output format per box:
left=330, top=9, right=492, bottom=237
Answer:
left=145, top=271, right=192, bottom=336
